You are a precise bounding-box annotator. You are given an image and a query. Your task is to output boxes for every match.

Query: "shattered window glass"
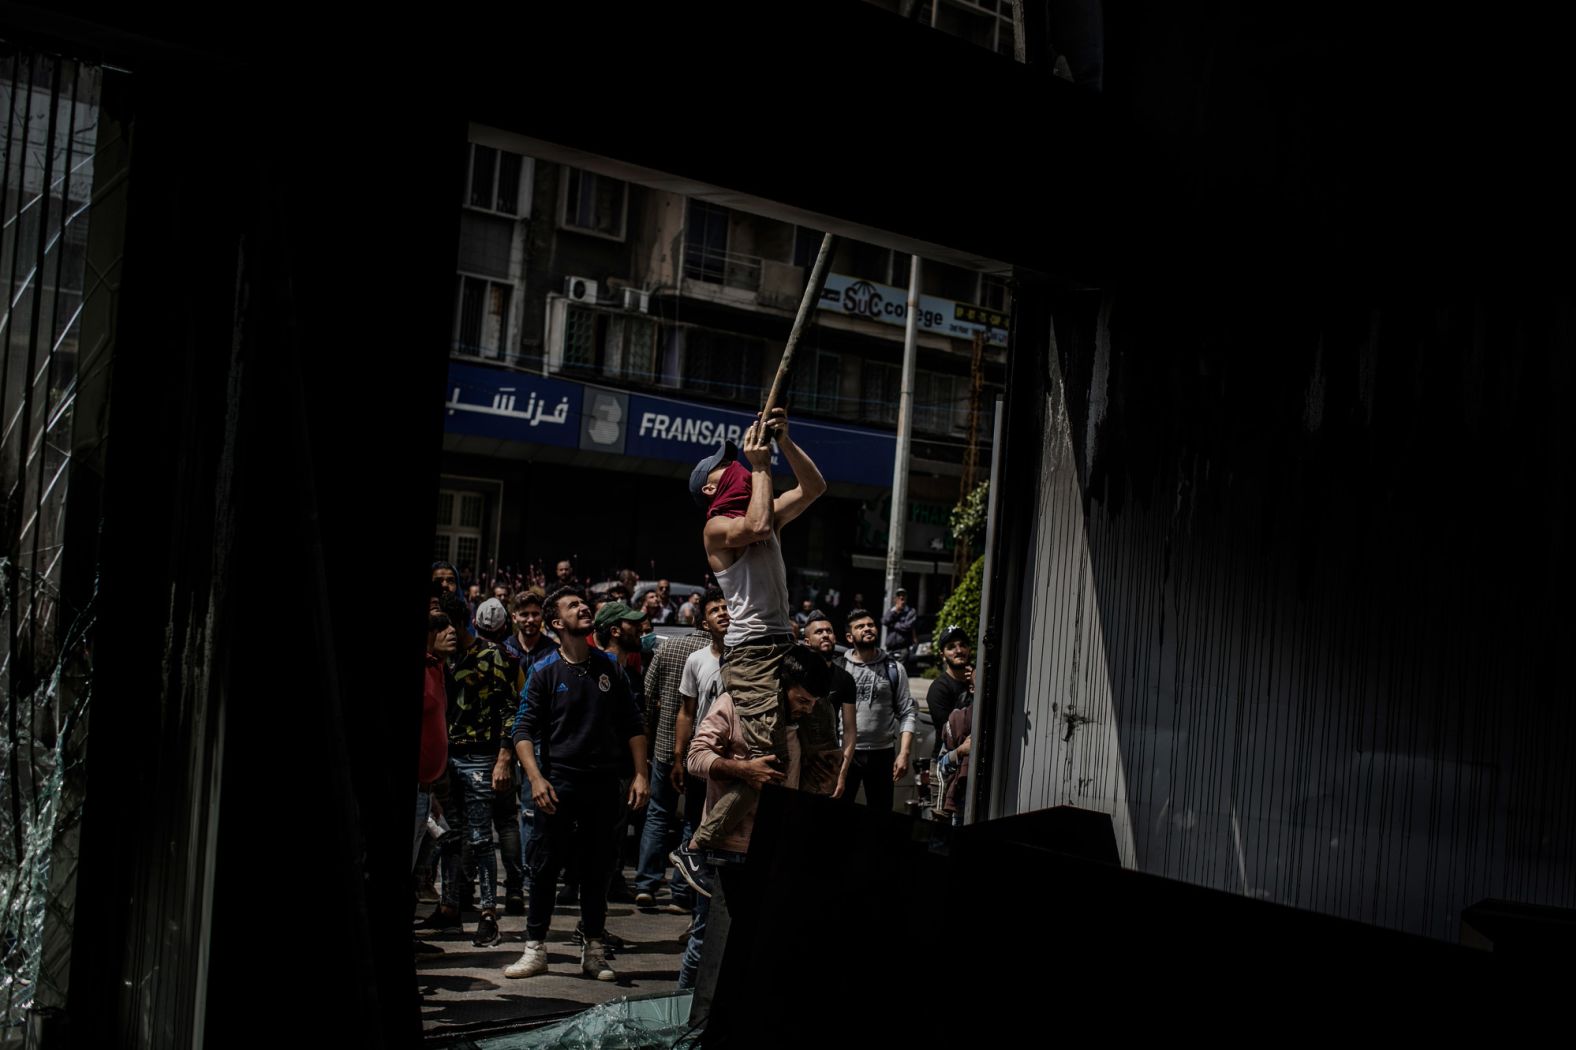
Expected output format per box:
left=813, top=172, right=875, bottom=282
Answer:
left=0, top=47, right=104, bottom=1038
left=466, top=992, right=698, bottom=1050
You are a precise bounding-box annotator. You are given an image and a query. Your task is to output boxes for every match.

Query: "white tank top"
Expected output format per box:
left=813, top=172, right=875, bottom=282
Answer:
left=714, top=529, right=792, bottom=646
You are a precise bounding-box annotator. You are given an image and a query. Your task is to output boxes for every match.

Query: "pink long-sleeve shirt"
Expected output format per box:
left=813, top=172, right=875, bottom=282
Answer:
left=685, top=692, right=801, bottom=854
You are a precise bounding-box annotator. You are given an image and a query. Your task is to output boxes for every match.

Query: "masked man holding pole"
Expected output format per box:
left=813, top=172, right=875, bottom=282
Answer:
left=670, top=406, right=824, bottom=896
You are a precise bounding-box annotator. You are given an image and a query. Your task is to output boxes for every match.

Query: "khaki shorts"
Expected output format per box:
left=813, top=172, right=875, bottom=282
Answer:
left=692, top=640, right=795, bottom=847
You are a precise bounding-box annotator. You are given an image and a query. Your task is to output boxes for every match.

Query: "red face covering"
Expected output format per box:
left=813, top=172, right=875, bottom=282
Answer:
left=707, top=460, right=753, bottom=520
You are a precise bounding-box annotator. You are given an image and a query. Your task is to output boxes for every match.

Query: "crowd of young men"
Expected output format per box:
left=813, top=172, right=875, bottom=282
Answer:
left=414, top=406, right=975, bottom=988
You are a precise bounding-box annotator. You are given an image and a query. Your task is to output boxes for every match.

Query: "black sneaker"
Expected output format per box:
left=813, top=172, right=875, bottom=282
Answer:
left=413, top=937, right=443, bottom=956
left=414, top=907, right=462, bottom=932
left=668, top=845, right=713, bottom=899
left=556, top=884, right=579, bottom=906
left=504, top=894, right=526, bottom=916
left=472, top=914, right=501, bottom=947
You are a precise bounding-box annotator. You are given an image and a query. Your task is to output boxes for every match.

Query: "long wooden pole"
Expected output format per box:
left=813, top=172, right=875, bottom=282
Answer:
left=761, top=232, right=837, bottom=417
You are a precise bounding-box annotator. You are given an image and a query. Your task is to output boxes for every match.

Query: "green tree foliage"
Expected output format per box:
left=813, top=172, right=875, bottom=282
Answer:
left=935, top=555, right=984, bottom=656
left=948, top=480, right=989, bottom=548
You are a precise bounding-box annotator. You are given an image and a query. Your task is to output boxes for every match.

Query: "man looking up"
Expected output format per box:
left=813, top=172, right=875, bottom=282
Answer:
left=792, top=598, right=816, bottom=637
left=642, top=587, right=670, bottom=626
left=669, top=588, right=731, bottom=900
left=593, top=600, right=648, bottom=907
left=800, top=610, right=858, bottom=799
left=671, top=407, right=824, bottom=890
left=504, top=588, right=649, bottom=983
left=925, top=625, right=973, bottom=759
left=446, top=597, right=518, bottom=947
left=654, top=579, right=677, bottom=622
left=500, top=589, right=558, bottom=915
left=634, top=599, right=713, bottom=908
left=838, top=608, right=917, bottom=814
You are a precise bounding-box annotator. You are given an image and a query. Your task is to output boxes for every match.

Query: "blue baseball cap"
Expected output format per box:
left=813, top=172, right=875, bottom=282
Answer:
left=688, top=439, right=739, bottom=510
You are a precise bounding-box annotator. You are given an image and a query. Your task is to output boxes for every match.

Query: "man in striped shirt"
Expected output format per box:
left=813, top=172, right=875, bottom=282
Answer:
left=632, top=609, right=712, bottom=908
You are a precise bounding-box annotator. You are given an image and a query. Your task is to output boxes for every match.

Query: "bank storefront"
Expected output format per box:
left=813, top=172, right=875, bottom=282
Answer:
left=439, top=362, right=961, bottom=608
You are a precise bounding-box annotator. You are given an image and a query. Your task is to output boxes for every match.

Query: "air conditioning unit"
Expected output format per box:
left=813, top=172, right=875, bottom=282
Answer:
left=622, top=288, right=650, bottom=313
left=564, top=276, right=598, bottom=303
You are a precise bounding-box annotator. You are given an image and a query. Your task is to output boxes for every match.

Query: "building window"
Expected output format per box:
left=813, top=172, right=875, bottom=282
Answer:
left=790, top=350, right=842, bottom=416
left=685, top=199, right=731, bottom=284
left=457, top=211, right=514, bottom=280
left=793, top=226, right=823, bottom=271
left=556, top=304, right=659, bottom=383
left=953, top=375, right=977, bottom=433
left=979, top=273, right=1012, bottom=313
left=467, top=143, right=525, bottom=216
left=891, top=252, right=911, bottom=290
left=915, top=371, right=968, bottom=435
left=435, top=489, right=486, bottom=577
left=561, top=167, right=628, bottom=240
left=923, top=261, right=980, bottom=302
left=561, top=303, right=603, bottom=374
left=681, top=328, right=763, bottom=404
left=862, top=360, right=900, bottom=425
left=845, top=240, right=893, bottom=285
left=455, top=275, right=512, bottom=357
left=658, top=327, right=683, bottom=388
left=914, top=371, right=939, bottom=434
left=611, top=315, right=659, bottom=383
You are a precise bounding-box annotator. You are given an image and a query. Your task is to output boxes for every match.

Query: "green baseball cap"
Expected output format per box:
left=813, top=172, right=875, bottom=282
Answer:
left=593, top=600, right=646, bottom=629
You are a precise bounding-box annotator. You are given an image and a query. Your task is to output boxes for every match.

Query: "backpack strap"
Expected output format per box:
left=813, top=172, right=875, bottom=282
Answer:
left=843, top=652, right=904, bottom=719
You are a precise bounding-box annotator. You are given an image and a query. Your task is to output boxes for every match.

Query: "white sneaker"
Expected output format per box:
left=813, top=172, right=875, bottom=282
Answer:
left=503, top=940, right=548, bottom=979
left=581, top=938, right=617, bottom=982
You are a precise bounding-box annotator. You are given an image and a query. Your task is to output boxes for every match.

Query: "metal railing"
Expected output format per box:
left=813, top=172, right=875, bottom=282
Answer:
left=681, top=238, right=762, bottom=293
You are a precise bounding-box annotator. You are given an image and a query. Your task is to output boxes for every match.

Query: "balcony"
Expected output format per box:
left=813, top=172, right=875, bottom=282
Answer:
left=678, top=238, right=805, bottom=313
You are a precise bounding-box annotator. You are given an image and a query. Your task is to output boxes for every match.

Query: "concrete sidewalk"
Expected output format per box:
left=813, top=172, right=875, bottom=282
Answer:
left=415, top=868, right=693, bottom=1036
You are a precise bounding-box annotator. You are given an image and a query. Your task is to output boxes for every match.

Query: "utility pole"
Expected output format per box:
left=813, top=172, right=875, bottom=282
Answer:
left=882, top=257, right=922, bottom=645
left=883, top=0, right=938, bottom=641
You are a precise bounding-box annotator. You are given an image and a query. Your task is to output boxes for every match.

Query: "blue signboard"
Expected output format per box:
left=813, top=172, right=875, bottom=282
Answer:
left=446, top=362, right=896, bottom=488
left=444, top=363, right=582, bottom=449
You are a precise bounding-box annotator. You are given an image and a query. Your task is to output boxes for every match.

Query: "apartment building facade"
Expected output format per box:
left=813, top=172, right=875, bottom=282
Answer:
left=440, top=125, right=1009, bottom=611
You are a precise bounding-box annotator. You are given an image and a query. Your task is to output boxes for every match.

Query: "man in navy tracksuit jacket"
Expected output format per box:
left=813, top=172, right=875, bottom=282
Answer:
left=505, top=586, right=649, bottom=982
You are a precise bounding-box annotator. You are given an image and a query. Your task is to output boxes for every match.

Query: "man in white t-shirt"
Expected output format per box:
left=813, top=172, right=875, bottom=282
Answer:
left=672, top=589, right=730, bottom=868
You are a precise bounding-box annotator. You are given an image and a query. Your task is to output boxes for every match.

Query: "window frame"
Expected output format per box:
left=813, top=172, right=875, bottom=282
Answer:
left=463, top=141, right=530, bottom=218
left=452, top=270, right=515, bottom=358
left=560, top=167, right=630, bottom=242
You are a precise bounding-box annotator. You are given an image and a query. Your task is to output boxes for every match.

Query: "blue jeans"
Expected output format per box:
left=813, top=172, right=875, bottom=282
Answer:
left=448, top=753, right=499, bottom=912
left=517, top=745, right=542, bottom=875
left=635, top=760, right=683, bottom=894
left=679, top=848, right=743, bottom=990
left=413, top=789, right=431, bottom=873
left=677, top=886, right=710, bottom=989
left=492, top=765, right=523, bottom=897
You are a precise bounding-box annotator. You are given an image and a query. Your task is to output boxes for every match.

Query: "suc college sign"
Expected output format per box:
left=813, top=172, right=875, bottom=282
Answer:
left=818, top=274, right=1009, bottom=347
